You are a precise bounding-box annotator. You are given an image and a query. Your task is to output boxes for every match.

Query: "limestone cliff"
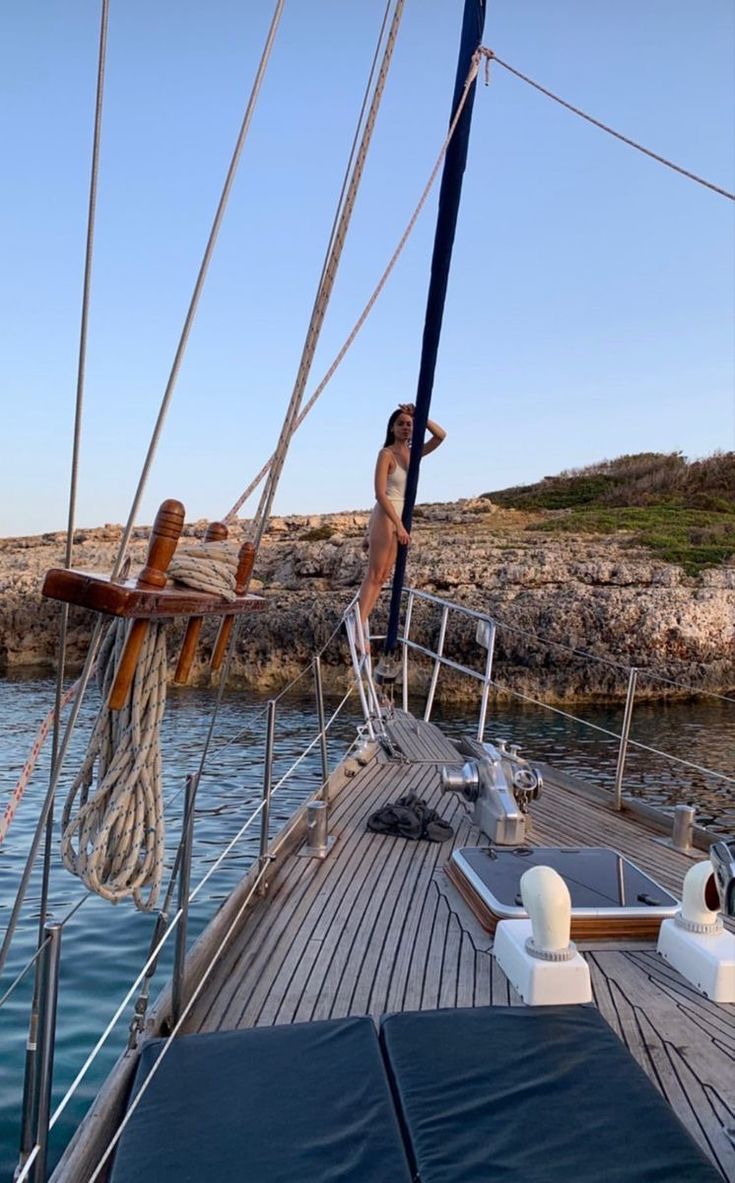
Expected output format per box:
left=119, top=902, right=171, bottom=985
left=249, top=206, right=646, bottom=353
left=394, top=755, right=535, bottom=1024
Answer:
left=1, top=500, right=733, bottom=703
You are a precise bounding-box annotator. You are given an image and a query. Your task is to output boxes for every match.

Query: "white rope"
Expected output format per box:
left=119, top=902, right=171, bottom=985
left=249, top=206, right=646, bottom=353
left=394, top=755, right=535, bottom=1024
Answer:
left=481, top=48, right=735, bottom=201
left=57, top=543, right=243, bottom=909
left=60, top=621, right=167, bottom=911
left=168, top=541, right=240, bottom=600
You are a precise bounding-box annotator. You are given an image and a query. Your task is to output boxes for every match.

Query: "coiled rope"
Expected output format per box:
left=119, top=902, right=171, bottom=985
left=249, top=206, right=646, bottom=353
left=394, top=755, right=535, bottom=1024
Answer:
left=60, top=621, right=167, bottom=911
left=168, top=541, right=241, bottom=600
left=59, top=546, right=238, bottom=910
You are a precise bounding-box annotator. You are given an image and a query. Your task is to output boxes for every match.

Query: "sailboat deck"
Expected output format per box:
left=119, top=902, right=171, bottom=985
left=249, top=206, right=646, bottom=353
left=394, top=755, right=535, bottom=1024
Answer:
left=184, top=713, right=735, bottom=1179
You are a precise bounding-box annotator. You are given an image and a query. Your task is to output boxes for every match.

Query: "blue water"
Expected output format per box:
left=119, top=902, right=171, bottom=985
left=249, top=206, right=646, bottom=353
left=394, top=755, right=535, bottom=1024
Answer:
left=0, top=675, right=732, bottom=1177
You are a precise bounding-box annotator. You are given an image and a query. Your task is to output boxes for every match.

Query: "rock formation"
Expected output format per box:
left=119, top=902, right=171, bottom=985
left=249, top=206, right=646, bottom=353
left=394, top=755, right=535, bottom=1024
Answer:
left=1, top=500, right=733, bottom=703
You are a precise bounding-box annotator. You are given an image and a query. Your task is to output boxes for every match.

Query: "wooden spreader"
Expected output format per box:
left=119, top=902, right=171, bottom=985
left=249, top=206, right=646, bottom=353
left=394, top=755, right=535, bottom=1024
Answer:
left=42, top=499, right=263, bottom=709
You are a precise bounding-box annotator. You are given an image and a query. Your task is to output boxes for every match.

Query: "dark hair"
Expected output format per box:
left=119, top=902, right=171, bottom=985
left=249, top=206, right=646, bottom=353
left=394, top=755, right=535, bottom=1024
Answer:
left=383, top=407, right=412, bottom=447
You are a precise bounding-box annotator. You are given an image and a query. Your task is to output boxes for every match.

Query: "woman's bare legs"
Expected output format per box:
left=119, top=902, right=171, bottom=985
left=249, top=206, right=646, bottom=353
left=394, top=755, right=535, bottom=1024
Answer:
left=357, top=509, right=397, bottom=647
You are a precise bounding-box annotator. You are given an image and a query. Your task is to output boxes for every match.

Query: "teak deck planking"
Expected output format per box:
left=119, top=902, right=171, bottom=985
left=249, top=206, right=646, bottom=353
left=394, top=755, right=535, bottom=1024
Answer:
left=183, top=711, right=735, bottom=1180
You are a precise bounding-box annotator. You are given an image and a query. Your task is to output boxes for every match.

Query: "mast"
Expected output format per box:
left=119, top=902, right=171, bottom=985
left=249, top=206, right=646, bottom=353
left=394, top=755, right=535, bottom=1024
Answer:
left=384, top=0, right=486, bottom=653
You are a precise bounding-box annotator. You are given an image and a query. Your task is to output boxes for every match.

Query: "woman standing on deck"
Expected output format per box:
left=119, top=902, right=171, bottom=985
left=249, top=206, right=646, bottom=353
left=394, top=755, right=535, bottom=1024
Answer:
left=357, top=403, right=446, bottom=640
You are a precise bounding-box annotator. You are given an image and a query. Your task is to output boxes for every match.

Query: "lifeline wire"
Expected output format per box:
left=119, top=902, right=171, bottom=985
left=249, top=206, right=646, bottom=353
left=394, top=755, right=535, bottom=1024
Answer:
left=41, top=688, right=358, bottom=1143
left=490, top=678, right=735, bottom=785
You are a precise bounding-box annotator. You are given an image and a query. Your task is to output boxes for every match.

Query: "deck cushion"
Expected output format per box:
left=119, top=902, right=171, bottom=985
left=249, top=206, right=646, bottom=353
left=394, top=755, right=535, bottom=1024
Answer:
left=380, top=1005, right=720, bottom=1182
left=109, top=1016, right=413, bottom=1183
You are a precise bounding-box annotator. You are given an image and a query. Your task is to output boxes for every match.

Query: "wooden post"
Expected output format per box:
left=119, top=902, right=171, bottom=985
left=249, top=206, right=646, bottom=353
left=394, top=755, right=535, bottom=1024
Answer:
left=173, top=522, right=229, bottom=685
left=108, top=499, right=185, bottom=710
left=210, top=541, right=256, bottom=673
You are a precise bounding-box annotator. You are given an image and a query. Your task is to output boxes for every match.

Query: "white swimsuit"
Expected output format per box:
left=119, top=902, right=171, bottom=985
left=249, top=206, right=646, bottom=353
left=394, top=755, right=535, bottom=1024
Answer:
left=384, top=460, right=407, bottom=515
left=370, top=456, right=408, bottom=533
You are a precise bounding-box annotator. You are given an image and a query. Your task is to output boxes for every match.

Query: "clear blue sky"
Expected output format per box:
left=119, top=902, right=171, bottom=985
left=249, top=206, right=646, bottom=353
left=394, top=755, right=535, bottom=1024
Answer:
left=1, top=1, right=733, bottom=537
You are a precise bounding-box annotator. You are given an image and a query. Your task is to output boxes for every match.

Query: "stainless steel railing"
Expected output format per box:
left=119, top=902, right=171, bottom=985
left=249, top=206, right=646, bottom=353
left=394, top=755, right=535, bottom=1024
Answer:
left=390, top=587, right=734, bottom=814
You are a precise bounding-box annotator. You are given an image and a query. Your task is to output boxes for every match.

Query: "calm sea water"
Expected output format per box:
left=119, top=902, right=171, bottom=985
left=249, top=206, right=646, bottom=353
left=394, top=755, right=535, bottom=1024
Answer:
left=0, top=674, right=732, bottom=1177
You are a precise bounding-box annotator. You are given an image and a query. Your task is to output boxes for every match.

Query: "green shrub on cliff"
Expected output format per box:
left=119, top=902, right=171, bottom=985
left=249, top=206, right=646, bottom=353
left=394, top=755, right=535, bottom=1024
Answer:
left=484, top=452, right=735, bottom=574
left=531, top=505, right=734, bottom=574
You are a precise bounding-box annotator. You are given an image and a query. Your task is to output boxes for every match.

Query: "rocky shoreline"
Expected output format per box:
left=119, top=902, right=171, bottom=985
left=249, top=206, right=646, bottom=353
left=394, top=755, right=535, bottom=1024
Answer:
left=1, top=499, right=733, bottom=703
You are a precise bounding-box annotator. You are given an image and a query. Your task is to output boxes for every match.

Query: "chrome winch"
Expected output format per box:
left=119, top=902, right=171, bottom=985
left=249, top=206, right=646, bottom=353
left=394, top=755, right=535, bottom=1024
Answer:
left=440, top=737, right=542, bottom=845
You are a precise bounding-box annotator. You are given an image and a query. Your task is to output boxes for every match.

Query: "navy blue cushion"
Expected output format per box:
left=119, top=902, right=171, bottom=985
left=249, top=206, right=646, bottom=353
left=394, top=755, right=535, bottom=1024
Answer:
left=110, top=1016, right=413, bottom=1183
left=380, top=1005, right=720, bottom=1182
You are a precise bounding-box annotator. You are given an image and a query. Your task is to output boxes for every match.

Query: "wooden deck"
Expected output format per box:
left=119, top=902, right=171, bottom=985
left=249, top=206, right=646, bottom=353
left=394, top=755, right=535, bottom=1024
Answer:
left=183, top=712, right=735, bottom=1180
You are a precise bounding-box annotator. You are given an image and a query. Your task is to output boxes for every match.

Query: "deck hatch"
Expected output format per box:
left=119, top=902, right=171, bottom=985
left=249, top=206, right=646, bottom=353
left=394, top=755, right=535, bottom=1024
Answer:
left=448, top=845, right=680, bottom=938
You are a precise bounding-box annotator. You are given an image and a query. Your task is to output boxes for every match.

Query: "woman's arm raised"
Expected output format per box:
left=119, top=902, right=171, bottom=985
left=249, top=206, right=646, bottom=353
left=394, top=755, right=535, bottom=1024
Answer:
left=398, top=403, right=446, bottom=456
left=422, top=417, right=446, bottom=456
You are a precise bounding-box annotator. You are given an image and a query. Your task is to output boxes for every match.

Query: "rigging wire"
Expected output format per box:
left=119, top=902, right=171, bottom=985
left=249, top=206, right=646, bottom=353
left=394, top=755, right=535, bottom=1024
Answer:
left=305, top=0, right=396, bottom=363
left=247, top=0, right=407, bottom=550
left=40, top=0, right=111, bottom=932
left=226, top=43, right=733, bottom=523
left=2, top=0, right=288, bottom=967
left=224, top=46, right=481, bottom=522
left=109, top=0, right=286, bottom=584
left=480, top=48, right=735, bottom=201
left=186, top=0, right=408, bottom=819
left=12, top=8, right=112, bottom=1163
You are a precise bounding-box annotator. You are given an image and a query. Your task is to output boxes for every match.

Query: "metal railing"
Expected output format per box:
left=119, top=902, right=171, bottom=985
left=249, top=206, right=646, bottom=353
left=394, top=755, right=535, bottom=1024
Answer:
left=399, top=589, right=498, bottom=740
left=384, top=588, right=734, bottom=811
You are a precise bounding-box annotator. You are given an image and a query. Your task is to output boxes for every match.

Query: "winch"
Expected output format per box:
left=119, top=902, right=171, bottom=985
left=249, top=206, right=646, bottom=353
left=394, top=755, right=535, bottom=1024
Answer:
left=440, top=737, right=542, bottom=845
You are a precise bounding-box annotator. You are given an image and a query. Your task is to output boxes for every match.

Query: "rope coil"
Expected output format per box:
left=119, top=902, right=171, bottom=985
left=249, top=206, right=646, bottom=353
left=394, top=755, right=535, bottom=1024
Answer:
left=168, top=541, right=241, bottom=600
left=60, top=621, right=167, bottom=911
